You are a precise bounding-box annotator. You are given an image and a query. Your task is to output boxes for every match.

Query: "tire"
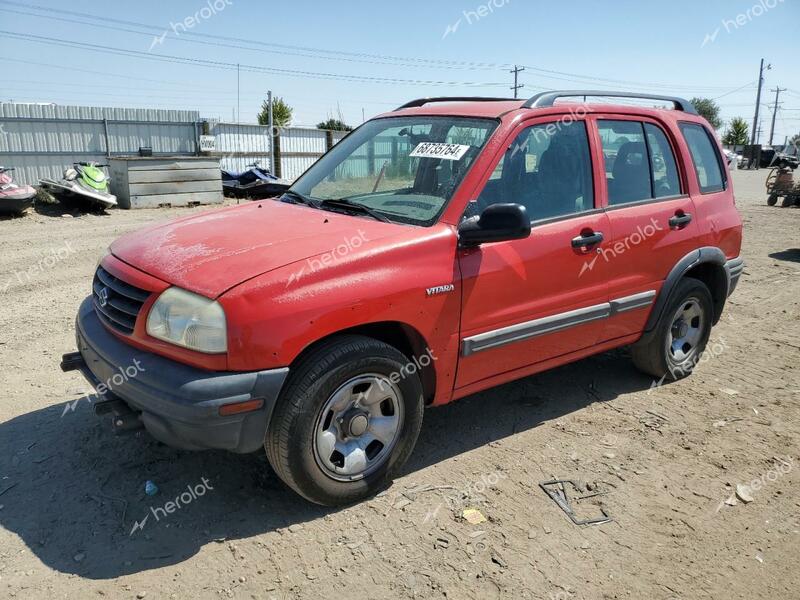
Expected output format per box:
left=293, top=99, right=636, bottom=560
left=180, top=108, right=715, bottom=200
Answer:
left=265, top=335, right=424, bottom=506
left=767, top=193, right=778, bottom=206
left=781, top=195, right=795, bottom=208
left=632, top=278, right=713, bottom=381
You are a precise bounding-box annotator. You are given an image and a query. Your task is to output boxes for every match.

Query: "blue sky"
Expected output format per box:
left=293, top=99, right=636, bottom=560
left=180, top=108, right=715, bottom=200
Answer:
left=1, top=0, right=799, bottom=142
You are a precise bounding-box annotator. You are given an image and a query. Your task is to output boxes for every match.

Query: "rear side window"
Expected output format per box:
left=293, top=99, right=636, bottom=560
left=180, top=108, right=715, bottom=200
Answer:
left=644, top=123, right=681, bottom=198
left=680, top=123, right=726, bottom=193
left=598, top=120, right=652, bottom=205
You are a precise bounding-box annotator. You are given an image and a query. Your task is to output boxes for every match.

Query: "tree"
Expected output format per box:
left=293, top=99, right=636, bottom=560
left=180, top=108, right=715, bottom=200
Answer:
left=317, top=118, right=353, bottom=131
left=690, top=97, right=723, bottom=130
left=257, top=96, right=293, bottom=127
left=722, top=117, right=749, bottom=146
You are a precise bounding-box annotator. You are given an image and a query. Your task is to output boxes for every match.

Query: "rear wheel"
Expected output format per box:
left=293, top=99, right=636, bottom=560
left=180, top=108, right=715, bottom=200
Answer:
left=632, top=278, right=713, bottom=381
left=265, top=335, right=424, bottom=506
left=767, top=193, right=778, bottom=206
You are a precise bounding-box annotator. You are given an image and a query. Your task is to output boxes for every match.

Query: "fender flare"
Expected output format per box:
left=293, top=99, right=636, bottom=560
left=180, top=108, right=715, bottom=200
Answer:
left=644, top=246, right=728, bottom=333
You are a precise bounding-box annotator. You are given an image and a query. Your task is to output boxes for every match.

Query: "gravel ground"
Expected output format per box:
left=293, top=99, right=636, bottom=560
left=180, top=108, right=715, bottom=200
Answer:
left=0, top=169, right=798, bottom=600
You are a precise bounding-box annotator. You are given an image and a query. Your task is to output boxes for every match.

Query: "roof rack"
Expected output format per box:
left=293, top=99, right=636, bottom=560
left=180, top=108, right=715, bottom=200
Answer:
left=522, top=90, right=698, bottom=115
left=395, top=97, right=517, bottom=111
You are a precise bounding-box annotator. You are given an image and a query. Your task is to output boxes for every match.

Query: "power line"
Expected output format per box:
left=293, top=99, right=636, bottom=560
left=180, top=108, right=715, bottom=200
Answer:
left=1, top=1, right=761, bottom=93
left=516, top=64, right=749, bottom=92
left=0, top=30, right=509, bottom=88
left=0, top=59, right=403, bottom=108
left=0, top=2, right=512, bottom=71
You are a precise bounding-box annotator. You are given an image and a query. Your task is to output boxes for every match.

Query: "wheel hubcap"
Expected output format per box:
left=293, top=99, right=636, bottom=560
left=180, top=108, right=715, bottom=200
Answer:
left=668, top=298, right=704, bottom=363
left=345, top=413, right=369, bottom=437
left=313, top=374, right=404, bottom=481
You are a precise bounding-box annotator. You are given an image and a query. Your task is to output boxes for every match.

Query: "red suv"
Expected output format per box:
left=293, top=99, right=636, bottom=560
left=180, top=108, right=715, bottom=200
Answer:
left=62, top=91, right=743, bottom=506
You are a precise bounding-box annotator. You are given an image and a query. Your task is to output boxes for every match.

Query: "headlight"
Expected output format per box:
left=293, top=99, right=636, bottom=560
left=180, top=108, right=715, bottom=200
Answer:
left=146, top=287, right=227, bottom=353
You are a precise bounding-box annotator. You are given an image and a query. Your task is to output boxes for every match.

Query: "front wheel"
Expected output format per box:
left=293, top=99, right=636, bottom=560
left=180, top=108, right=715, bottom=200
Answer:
left=632, top=278, right=713, bottom=381
left=265, top=335, right=424, bottom=506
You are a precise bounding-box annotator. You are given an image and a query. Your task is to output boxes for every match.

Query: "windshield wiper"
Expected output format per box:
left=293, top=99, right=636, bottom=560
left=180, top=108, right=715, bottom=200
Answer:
left=280, top=190, right=321, bottom=209
left=320, top=198, right=392, bottom=223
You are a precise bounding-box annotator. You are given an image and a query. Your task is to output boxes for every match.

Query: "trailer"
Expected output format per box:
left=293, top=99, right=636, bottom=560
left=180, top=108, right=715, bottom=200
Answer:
left=766, top=167, right=800, bottom=207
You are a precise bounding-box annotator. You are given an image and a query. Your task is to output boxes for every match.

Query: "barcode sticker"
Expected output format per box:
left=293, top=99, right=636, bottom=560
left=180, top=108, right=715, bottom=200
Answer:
left=410, top=142, right=471, bottom=161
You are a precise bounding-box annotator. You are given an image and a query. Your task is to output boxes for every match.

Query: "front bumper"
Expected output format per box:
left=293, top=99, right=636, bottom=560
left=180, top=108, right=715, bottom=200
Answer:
left=70, top=297, right=289, bottom=453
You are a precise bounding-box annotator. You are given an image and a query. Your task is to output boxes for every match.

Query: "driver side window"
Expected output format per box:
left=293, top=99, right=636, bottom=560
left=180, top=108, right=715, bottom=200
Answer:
left=471, top=120, right=594, bottom=221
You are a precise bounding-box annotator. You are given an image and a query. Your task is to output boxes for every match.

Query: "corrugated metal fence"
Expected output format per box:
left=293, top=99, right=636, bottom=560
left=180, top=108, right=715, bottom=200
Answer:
left=0, top=103, right=200, bottom=185
left=0, top=103, right=349, bottom=185
left=208, top=121, right=348, bottom=180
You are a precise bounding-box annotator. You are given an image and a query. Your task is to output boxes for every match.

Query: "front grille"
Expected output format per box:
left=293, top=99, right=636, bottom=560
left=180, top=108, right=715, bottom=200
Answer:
left=92, top=266, right=151, bottom=335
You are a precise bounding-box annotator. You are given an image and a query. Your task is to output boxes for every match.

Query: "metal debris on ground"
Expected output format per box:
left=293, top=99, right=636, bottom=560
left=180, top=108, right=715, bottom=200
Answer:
left=539, top=480, right=612, bottom=526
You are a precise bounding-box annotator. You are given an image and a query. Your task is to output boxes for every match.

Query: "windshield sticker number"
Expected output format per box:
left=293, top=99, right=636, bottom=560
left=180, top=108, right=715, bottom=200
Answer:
left=410, top=142, right=471, bottom=161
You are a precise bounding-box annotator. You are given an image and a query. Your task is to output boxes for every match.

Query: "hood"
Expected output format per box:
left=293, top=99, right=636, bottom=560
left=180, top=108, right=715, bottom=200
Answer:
left=110, top=200, right=409, bottom=298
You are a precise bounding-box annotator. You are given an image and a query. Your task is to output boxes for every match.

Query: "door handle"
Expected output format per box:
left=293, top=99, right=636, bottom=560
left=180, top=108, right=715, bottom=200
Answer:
left=669, top=212, right=692, bottom=228
left=571, top=231, right=604, bottom=248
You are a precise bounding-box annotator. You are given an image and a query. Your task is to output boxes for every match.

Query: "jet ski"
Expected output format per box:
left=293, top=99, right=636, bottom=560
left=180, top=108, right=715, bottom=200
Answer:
left=221, top=162, right=290, bottom=199
left=0, top=166, right=36, bottom=215
left=39, top=162, right=117, bottom=210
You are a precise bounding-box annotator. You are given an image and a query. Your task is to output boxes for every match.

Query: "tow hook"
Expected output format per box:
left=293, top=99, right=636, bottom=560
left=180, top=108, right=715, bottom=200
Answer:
left=60, top=351, right=85, bottom=372
left=111, top=410, right=144, bottom=435
left=94, top=396, right=144, bottom=435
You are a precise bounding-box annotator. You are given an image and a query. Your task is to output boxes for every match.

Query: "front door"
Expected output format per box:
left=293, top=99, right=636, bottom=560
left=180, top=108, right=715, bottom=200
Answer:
left=455, top=118, right=611, bottom=389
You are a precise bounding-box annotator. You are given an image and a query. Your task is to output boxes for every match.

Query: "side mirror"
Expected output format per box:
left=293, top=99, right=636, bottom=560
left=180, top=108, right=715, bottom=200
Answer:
left=458, top=203, right=531, bottom=247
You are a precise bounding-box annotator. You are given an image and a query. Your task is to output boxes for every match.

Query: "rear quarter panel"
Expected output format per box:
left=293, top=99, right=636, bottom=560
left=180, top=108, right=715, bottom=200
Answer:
left=672, top=117, right=743, bottom=260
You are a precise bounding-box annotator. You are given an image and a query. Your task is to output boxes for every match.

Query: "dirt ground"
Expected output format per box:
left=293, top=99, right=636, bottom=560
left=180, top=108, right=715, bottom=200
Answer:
left=0, top=170, right=798, bottom=600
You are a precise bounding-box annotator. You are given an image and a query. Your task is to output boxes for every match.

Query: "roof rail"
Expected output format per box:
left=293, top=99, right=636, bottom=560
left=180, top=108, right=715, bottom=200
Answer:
left=522, top=90, right=698, bottom=115
left=395, top=97, right=517, bottom=111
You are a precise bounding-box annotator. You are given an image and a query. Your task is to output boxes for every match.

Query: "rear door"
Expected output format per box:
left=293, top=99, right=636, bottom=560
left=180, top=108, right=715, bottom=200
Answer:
left=593, top=117, right=699, bottom=340
left=455, top=116, right=611, bottom=389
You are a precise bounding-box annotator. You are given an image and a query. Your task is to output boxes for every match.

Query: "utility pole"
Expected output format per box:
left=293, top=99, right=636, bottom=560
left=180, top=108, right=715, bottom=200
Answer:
left=267, top=90, right=275, bottom=175
left=768, top=87, right=786, bottom=146
left=750, top=59, right=771, bottom=145
left=510, top=65, right=525, bottom=99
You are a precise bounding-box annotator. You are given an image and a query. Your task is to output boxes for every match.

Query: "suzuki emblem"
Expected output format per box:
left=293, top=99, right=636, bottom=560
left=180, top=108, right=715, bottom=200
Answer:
left=98, top=287, right=109, bottom=307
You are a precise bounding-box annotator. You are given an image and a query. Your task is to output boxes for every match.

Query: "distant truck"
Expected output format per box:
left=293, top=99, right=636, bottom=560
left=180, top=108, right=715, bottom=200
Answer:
left=759, top=147, right=799, bottom=170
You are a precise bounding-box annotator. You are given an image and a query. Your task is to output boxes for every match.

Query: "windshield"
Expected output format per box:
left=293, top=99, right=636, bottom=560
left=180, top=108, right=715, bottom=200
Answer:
left=288, top=116, right=498, bottom=226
